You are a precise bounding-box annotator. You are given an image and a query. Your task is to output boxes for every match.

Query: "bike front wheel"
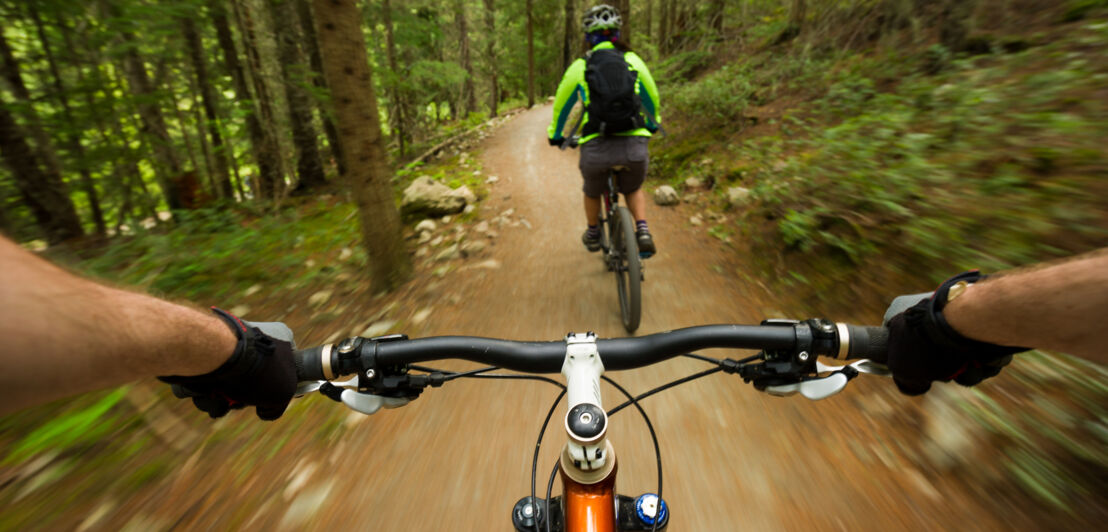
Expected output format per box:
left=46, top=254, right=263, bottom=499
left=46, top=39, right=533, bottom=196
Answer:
left=613, top=206, right=642, bottom=333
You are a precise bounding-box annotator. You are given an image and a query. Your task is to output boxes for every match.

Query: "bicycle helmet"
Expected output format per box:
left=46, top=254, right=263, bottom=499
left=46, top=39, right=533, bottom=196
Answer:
left=582, top=4, right=621, bottom=33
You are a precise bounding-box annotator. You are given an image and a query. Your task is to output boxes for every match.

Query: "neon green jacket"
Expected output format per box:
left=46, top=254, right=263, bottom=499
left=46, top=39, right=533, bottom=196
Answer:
left=547, top=41, right=661, bottom=144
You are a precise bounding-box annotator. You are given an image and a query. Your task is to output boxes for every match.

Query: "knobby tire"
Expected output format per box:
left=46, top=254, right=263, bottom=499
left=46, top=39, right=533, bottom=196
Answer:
left=614, top=206, right=642, bottom=333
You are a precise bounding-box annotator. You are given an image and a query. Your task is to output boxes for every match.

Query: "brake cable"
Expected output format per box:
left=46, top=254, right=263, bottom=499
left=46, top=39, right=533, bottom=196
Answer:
left=401, top=350, right=814, bottom=532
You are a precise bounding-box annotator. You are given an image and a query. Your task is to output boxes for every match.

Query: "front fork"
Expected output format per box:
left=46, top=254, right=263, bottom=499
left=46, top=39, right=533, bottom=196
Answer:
left=512, top=333, right=668, bottom=532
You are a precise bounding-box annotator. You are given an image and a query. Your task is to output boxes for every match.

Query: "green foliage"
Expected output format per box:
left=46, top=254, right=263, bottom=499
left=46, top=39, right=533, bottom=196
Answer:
left=408, top=60, right=469, bottom=104
left=657, top=49, right=714, bottom=82
left=646, top=9, right=1108, bottom=521
left=3, top=387, right=128, bottom=465
left=713, top=30, right=1108, bottom=271
left=82, top=200, right=362, bottom=300
left=1062, top=0, right=1108, bottom=22
left=669, top=63, right=756, bottom=123
left=822, top=76, right=877, bottom=117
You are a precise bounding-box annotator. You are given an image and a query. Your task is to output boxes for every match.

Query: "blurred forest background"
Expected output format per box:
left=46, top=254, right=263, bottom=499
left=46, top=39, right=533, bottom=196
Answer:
left=1, top=0, right=1106, bottom=529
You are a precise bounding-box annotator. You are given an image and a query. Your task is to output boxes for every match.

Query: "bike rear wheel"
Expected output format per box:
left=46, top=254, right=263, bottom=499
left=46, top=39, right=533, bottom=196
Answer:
left=613, top=206, right=642, bottom=333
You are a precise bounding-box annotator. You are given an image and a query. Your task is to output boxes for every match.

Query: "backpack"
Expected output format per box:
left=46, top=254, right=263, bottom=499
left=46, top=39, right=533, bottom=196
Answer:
left=583, top=49, right=645, bottom=136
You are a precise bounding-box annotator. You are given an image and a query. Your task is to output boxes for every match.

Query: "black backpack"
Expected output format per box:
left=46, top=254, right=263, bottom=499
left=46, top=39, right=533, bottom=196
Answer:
left=583, top=49, right=645, bottom=136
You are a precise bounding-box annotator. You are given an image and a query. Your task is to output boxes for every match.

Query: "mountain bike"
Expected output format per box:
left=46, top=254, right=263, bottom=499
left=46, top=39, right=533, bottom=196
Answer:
left=562, top=136, right=643, bottom=333
left=292, top=317, right=892, bottom=531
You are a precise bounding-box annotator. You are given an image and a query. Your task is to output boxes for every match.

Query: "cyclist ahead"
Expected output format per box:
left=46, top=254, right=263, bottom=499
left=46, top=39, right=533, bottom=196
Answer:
left=547, top=4, right=661, bottom=257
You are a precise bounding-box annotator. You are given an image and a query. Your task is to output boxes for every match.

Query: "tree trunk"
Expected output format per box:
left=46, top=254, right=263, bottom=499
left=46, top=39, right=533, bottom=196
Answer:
left=78, top=33, right=156, bottom=226
left=0, top=21, right=84, bottom=242
left=312, top=0, right=411, bottom=291
left=940, top=0, right=977, bottom=52
left=668, top=0, right=681, bottom=50
left=189, top=83, right=218, bottom=197
left=271, top=0, right=327, bottom=194
left=778, top=0, right=806, bottom=43
left=234, top=0, right=285, bottom=199
left=526, top=0, right=534, bottom=107
left=181, top=16, right=234, bottom=199
left=711, top=0, right=726, bottom=38
left=98, top=0, right=186, bottom=213
left=562, top=0, right=576, bottom=73
left=456, top=0, right=476, bottom=118
left=179, top=55, right=217, bottom=194
left=121, top=113, right=162, bottom=223
left=117, top=45, right=185, bottom=211
left=645, top=0, right=653, bottom=43
left=296, top=0, right=345, bottom=176
left=164, top=67, right=205, bottom=188
left=483, top=0, right=498, bottom=117
left=211, top=0, right=277, bottom=200
left=29, top=6, right=107, bottom=237
left=659, top=0, right=670, bottom=52
left=0, top=105, right=83, bottom=244
left=381, top=0, right=410, bottom=157
left=0, top=26, right=64, bottom=180
left=615, top=0, right=631, bottom=42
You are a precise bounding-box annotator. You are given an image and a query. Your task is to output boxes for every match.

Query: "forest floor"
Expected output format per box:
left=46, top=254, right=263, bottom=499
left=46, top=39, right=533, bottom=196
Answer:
left=2, top=105, right=1104, bottom=531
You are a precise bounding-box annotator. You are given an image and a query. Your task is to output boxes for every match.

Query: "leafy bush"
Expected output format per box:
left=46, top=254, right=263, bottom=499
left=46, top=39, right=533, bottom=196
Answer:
left=731, top=34, right=1108, bottom=271
left=3, top=388, right=128, bottom=464
left=83, top=201, right=362, bottom=300
left=657, top=49, right=714, bottom=82
left=669, top=64, right=755, bottom=123
left=1062, top=0, right=1108, bottom=22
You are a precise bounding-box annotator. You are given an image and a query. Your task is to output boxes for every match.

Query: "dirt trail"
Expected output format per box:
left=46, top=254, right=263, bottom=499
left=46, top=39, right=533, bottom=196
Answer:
left=75, top=106, right=1040, bottom=532
left=285, top=106, right=1022, bottom=531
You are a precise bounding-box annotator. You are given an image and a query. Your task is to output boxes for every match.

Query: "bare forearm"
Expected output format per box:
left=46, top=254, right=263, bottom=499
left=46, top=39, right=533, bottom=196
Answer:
left=0, top=237, right=236, bottom=414
left=944, top=248, right=1108, bottom=365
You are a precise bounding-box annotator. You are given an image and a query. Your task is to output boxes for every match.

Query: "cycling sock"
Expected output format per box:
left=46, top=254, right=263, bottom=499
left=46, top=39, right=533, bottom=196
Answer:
left=636, top=220, right=649, bottom=232
left=586, top=225, right=600, bottom=238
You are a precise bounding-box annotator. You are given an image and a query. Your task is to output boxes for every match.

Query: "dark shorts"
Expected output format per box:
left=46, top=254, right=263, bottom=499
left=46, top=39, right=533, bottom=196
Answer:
left=578, top=136, right=649, bottom=198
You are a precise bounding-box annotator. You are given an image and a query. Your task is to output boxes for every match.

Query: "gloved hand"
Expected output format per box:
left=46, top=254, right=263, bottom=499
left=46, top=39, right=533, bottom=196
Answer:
left=159, top=308, right=297, bottom=420
left=881, top=271, right=1027, bottom=396
left=548, top=136, right=564, bottom=147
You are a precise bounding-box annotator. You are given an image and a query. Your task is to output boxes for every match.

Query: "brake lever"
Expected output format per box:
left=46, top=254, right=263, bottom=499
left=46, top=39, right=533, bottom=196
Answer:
left=301, top=376, right=410, bottom=415
left=817, top=359, right=891, bottom=377
left=764, top=373, right=849, bottom=400
left=293, top=376, right=359, bottom=397
left=294, top=381, right=322, bottom=397
left=338, top=391, right=409, bottom=415
left=763, top=359, right=891, bottom=400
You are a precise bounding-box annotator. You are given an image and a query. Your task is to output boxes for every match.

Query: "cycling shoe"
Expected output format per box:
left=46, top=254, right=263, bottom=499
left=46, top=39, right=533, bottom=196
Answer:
left=636, top=229, right=656, bottom=258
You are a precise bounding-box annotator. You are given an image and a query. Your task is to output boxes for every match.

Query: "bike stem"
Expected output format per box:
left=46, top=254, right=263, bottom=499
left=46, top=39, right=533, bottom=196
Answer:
left=560, top=333, right=616, bottom=485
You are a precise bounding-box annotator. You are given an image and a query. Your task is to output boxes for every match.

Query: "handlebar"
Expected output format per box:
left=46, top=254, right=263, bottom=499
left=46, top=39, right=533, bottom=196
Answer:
left=293, top=320, right=889, bottom=384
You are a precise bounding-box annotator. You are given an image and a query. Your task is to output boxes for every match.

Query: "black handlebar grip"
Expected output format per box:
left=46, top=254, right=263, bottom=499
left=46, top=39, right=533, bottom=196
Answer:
left=294, top=346, right=326, bottom=381
left=845, top=325, right=889, bottom=363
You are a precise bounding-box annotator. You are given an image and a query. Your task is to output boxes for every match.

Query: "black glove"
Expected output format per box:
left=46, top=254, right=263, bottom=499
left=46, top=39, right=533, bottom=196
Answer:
left=883, top=271, right=1027, bottom=396
left=159, top=308, right=297, bottom=420
left=548, top=136, right=564, bottom=147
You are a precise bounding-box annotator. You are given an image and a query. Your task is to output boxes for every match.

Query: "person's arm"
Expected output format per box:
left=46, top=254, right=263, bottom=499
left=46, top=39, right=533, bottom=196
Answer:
left=0, top=236, right=236, bottom=415
left=944, top=248, right=1108, bottom=365
left=882, top=247, right=1108, bottom=395
left=548, top=59, right=586, bottom=142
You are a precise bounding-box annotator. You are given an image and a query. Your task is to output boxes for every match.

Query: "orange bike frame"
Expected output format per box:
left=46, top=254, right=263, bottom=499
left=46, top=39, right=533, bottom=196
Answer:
left=561, top=462, right=618, bottom=532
